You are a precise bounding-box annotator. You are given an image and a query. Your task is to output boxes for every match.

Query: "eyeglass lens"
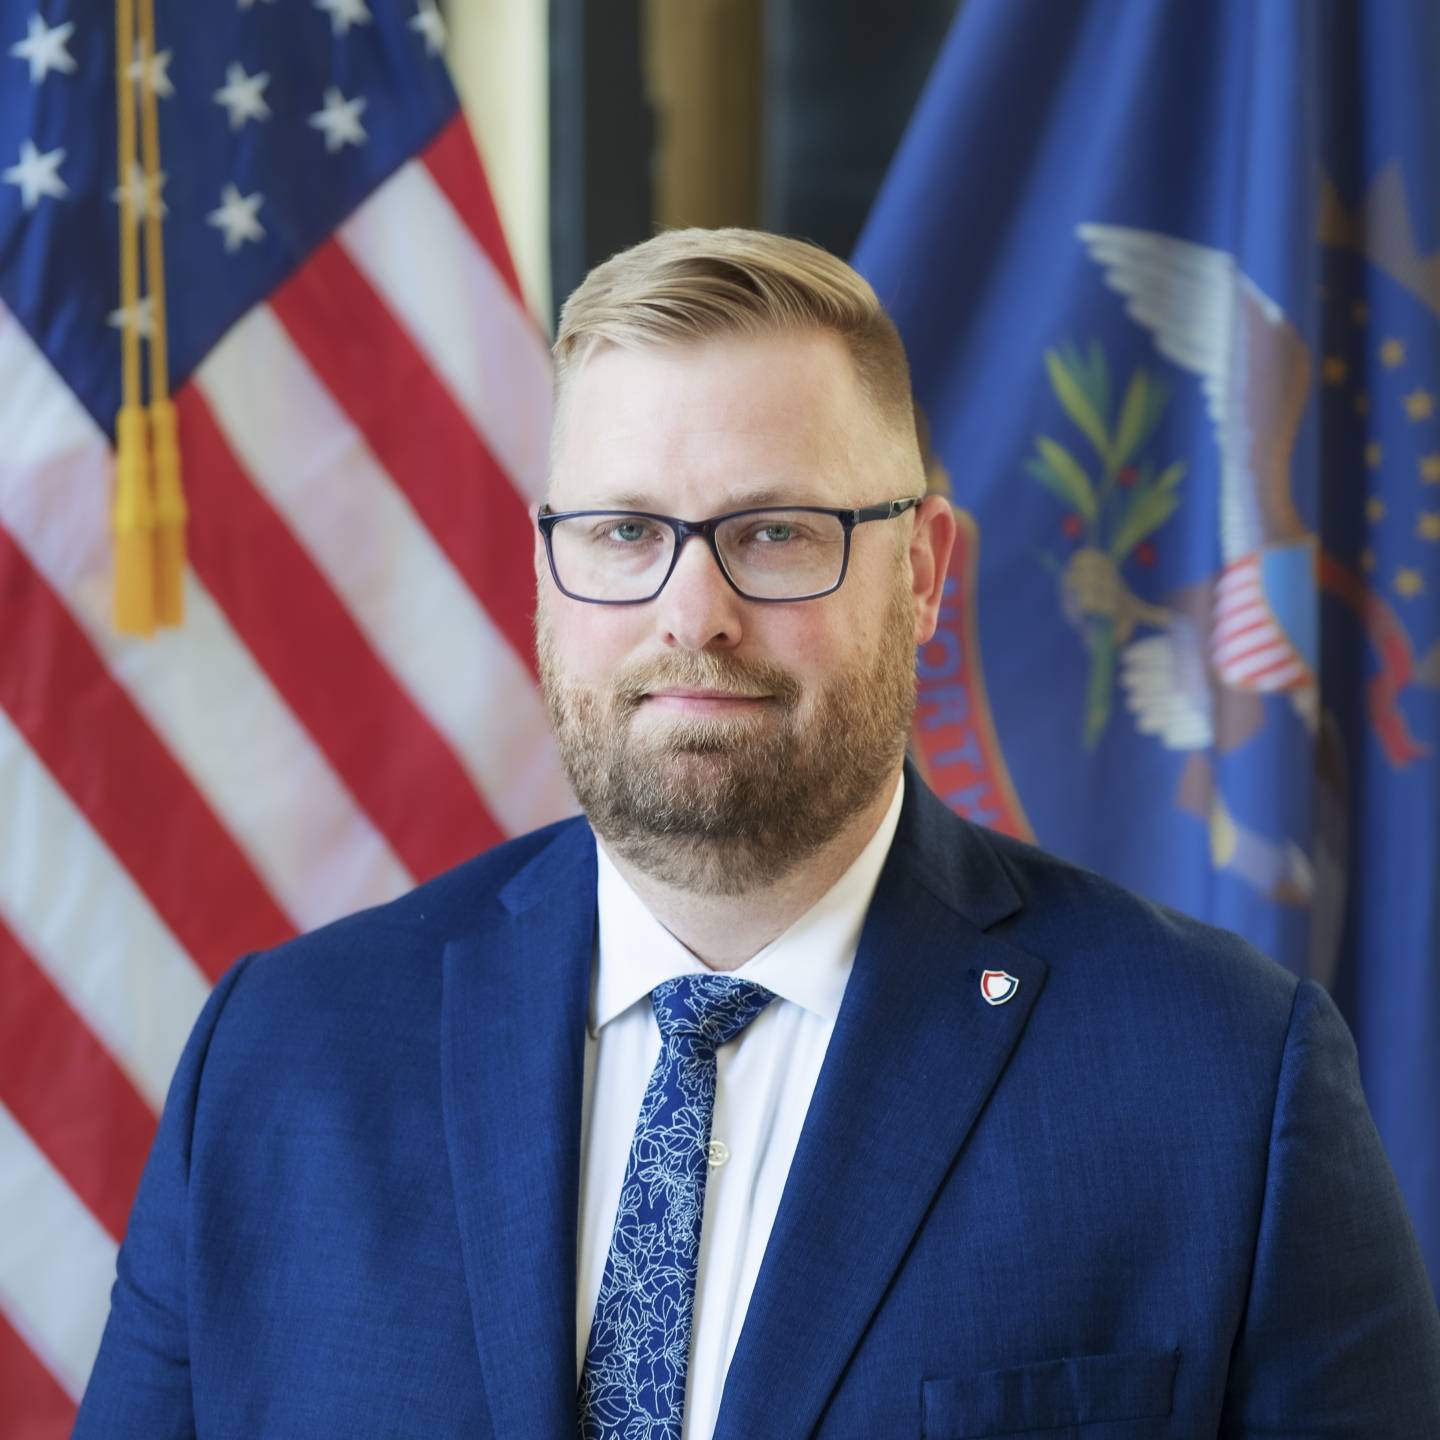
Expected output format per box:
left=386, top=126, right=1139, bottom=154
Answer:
left=548, top=510, right=848, bottom=601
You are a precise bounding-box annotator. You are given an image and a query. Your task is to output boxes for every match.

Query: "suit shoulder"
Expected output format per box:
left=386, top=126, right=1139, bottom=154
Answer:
left=220, top=813, right=591, bottom=1003
left=972, top=821, right=1298, bottom=1021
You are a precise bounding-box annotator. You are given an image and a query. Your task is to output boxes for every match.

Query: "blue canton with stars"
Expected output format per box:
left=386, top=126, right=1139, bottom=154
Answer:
left=0, top=0, right=457, bottom=439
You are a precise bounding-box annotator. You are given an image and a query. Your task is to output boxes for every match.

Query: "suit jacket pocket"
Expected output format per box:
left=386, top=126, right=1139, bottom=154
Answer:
left=921, top=1349, right=1180, bottom=1438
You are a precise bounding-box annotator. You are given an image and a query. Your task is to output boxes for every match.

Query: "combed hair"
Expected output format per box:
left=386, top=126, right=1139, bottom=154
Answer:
left=552, top=227, right=918, bottom=441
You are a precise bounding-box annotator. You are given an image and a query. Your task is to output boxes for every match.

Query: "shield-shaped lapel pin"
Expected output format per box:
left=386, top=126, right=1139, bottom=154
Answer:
left=979, top=969, right=1020, bottom=1006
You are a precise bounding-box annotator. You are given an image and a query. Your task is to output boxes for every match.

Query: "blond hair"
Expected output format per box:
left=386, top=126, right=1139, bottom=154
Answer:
left=552, top=227, right=917, bottom=442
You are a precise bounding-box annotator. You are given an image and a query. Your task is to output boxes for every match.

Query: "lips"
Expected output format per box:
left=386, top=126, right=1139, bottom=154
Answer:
left=645, top=688, right=769, bottom=702
left=640, top=689, right=774, bottom=716
left=612, top=659, right=802, bottom=712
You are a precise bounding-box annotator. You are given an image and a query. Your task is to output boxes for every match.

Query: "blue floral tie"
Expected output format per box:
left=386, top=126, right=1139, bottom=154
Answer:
left=578, top=974, right=777, bottom=1440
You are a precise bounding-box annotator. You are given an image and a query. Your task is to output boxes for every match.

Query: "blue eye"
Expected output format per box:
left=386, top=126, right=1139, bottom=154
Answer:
left=587, top=517, right=664, bottom=546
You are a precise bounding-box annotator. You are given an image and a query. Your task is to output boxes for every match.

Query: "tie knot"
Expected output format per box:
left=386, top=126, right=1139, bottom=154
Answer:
left=651, top=974, right=776, bottom=1049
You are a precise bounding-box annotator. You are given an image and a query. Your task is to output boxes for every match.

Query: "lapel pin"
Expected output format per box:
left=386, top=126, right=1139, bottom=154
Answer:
left=980, top=969, right=1020, bottom=1006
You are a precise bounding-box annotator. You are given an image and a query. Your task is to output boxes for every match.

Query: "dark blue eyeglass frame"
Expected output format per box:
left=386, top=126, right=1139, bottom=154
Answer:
left=536, top=497, right=921, bottom=604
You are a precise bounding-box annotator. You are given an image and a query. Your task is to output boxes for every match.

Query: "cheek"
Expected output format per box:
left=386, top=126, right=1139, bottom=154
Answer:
left=542, top=600, right=642, bottom=683
left=751, top=611, right=837, bottom=685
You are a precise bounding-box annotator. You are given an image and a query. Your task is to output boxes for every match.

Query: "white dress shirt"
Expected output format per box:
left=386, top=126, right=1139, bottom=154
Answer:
left=576, top=773, right=905, bottom=1439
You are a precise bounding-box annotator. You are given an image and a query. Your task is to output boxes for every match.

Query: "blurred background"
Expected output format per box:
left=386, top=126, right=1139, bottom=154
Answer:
left=1, top=1, right=1436, bottom=1432
left=451, top=0, right=957, bottom=326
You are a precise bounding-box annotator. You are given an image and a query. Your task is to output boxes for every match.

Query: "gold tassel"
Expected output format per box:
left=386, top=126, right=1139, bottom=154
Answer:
left=112, top=0, right=154, bottom=636
left=137, top=0, right=184, bottom=626
left=150, top=397, right=186, bottom=624
left=113, top=403, right=155, bottom=635
left=112, top=0, right=184, bottom=633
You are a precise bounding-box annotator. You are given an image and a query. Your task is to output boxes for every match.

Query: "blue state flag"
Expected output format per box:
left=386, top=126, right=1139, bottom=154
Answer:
left=857, top=0, right=1440, bottom=1291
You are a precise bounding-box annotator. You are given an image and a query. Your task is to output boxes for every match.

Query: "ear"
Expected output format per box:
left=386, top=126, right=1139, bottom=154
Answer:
left=908, top=495, right=958, bottom=645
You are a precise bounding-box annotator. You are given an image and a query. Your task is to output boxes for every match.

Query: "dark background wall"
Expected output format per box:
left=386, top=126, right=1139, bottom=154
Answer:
left=548, top=0, right=960, bottom=327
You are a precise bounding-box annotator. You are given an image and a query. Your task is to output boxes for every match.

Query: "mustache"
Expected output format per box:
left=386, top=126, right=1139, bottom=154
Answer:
left=611, top=654, right=803, bottom=711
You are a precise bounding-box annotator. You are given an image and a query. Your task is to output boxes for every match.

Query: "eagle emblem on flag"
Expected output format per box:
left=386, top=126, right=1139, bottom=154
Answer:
left=1031, top=221, right=1433, bottom=935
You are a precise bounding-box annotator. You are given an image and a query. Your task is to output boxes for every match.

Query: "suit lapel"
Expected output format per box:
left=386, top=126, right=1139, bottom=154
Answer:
left=441, top=821, right=596, bottom=1440
left=714, top=778, right=1048, bottom=1440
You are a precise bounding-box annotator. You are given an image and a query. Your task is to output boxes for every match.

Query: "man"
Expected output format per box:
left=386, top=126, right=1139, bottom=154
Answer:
left=77, top=229, right=1440, bottom=1438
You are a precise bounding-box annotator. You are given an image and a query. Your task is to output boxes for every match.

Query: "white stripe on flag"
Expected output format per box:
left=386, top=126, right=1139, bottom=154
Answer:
left=0, top=1101, right=117, bottom=1402
left=0, top=303, right=415, bottom=931
left=1211, top=626, right=1282, bottom=668
left=1210, top=603, right=1270, bottom=642
left=1251, top=660, right=1308, bottom=691
left=196, top=306, right=576, bottom=838
left=339, top=157, right=553, bottom=501
left=1214, top=577, right=1263, bottom=610
left=0, top=707, right=209, bottom=1111
left=1221, top=641, right=1296, bottom=683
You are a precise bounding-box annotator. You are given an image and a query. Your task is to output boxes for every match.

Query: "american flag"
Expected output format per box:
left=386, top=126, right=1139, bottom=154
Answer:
left=0, top=1, right=570, bottom=1428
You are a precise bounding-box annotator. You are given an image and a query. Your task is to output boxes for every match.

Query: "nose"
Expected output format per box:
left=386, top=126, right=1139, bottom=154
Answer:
left=653, top=532, right=744, bottom=651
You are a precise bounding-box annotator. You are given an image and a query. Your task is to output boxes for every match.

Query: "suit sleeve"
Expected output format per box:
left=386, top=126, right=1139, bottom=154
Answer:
left=1220, top=977, right=1440, bottom=1436
left=71, top=954, right=256, bottom=1440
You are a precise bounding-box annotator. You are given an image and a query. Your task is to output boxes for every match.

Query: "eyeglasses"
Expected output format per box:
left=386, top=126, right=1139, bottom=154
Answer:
left=536, top=497, right=921, bottom=604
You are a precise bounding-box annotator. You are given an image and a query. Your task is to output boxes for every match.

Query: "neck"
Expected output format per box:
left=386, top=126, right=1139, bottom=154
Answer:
left=598, top=768, right=902, bottom=971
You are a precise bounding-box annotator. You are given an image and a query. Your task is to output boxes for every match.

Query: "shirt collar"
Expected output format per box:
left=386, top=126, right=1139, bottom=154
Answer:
left=589, top=772, right=905, bottom=1037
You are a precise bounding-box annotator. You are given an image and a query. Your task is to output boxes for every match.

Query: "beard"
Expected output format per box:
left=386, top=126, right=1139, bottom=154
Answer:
left=535, top=573, right=917, bottom=895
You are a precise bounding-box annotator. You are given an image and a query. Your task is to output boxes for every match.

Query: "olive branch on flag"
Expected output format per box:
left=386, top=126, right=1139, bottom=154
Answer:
left=1028, top=340, right=1187, bottom=748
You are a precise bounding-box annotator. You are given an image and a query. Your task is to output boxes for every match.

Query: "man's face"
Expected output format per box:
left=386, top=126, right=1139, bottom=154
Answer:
left=536, top=329, right=949, bottom=894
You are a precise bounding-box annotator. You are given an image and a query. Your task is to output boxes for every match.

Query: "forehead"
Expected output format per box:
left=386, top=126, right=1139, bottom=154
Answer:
left=549, top=329, right=880, bottom=510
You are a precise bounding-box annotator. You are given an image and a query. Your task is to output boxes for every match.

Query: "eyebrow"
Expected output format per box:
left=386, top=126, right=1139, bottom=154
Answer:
left=591, top=484, right=835, bottom=512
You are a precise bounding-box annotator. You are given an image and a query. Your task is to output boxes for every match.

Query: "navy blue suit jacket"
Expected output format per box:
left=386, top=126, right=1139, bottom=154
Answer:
left=76, top=769, right=1440, bottom=1437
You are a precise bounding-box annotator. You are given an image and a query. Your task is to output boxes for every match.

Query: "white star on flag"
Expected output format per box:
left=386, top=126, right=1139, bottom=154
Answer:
left=111, top=161, right=168, bottom=220
left=127, top=45, right=175, bottom=99
left=410, top=0, right=446, bottom=56
left=308, top=87, right=368, bottom=152
left=9, top=13, right=76, bottom=84
left=314, top=0, right=372, bottom=36
left=3, top=138, right=67, bottom=209
left=207, top=182, right=265, bottom=251
left=214, top=62, right=272, bottom=129
left=107, top=296, right=156, bottom=339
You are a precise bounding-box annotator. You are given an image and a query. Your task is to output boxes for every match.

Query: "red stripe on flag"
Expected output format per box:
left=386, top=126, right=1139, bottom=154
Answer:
left=422, top=113, right=528, bottom=310
left=1212, top=615, right=1272, bottom=649
left=1214, top=591, right=1263, bottom=621
left=0, top=918, right=155, bottom=1241
left=0, top=1312, right=75, bottom=1440
left=271, top=241, right=540, bottom=680
left=176, top=385, right=506, bottom=877
left=1234, top=655, right=1308, bottom=688
left=0, top=528, right=294, bottom=979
